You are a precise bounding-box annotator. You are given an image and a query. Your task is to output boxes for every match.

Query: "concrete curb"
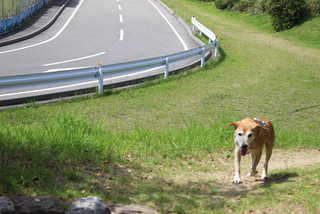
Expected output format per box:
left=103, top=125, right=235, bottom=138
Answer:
left=0, top=0, right=71, bottom=47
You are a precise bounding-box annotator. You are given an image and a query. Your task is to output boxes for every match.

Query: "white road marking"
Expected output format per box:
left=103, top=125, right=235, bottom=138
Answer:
left=43, top=67, right=89, bottom=73
left=118, top=5, right=121, bottom=10
left=43, top=52, right=105, bottom=67
left=120, top=29, right=124, bottom=41
left=0, top=0, right=84, bottom=55
left=0, top=66, right=163, bottom=98
left=0, top=0, right=193, bottom=99
left=119, top=15, right=123, bottom=23
left=147, top=0, right=188, bottom=51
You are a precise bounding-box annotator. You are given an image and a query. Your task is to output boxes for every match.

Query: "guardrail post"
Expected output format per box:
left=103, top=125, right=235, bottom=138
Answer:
left=98, top=63, right=103, bottom=94
left=215, top=39, right=219, bottom=57
left=192, top=16, right=195, bottom=32
left=176, top=0, right=179, bottom=13
left=164, top=57, right=169, bottom=79
left=201, top=47, right=205, bottom=68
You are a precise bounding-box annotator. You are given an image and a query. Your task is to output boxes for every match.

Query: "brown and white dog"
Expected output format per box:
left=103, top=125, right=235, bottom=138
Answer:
left=226, top=118, right=275, bottom=184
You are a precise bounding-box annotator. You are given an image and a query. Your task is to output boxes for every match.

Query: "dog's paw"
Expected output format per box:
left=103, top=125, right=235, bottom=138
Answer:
left=247, top=170, right=258, bottom=177
left=261, top=175, right=269, bottom=180
left=233, top=176, right=242, bottom=184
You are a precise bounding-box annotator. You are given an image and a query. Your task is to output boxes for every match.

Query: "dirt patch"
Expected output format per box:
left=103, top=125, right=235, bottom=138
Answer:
left=205, top=148, right=320, bottom=197
left=217, top=148, right=320, bottom=183
left=267, top=148, right=320, bottom=170
left=161, top=149, right=320, bottom=189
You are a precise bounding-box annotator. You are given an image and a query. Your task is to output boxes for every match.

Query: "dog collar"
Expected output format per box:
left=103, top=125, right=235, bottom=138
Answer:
left=253, top=118, right=265, bottom=127
left=254, top=118, right=265, bottom=139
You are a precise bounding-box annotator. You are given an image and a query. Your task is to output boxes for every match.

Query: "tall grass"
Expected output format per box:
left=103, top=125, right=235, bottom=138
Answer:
left=0, top=110, right=233, bottom=194
left=0, top=0, right=45, bottom=21
left=0, top=110, right=232, bottom=163
left=1, top=103, right=318, bottom=197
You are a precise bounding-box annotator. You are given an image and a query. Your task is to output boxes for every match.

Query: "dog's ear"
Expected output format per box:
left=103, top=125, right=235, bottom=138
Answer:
left=225, top=122, right=239, bottom=130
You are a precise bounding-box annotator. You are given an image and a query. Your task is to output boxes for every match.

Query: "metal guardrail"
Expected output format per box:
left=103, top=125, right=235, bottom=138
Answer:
left=0, top=17, right=219, bottom=96
left=191, top=16, right=219, bottom=57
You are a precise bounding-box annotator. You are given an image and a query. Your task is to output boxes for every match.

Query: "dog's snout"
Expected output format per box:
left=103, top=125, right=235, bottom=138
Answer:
left=242, top=144, right=248, bottom=149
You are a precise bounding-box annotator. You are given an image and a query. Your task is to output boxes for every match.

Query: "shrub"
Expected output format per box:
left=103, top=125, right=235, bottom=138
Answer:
left=307, top=0, right=320, bottom=16
left=215, top=0, right=270, bottom=14
left=253, top=0, right=271, bottom=14
left=215, top=0, right=238, bottom=10
left=233, top=0, right=255, bottom=12
left=269, top=0, right=309, bottom=31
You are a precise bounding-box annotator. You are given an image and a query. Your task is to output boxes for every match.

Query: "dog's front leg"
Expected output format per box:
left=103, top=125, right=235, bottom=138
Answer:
left=233, top=147, right=242, bottom=184
left=248, top=151, right=261, bottom=177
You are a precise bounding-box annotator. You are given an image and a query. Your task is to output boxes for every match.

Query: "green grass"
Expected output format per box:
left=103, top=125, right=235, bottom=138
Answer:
left=0, top=0, right=45, bottom=21
left=231, top=165, right=320, bottom=213
left=275, top=16, right=320, bottom=49
left=1, top=0, right=28, bottom=20
left=170, top=0, right=320, bottom=49
left=0, top=0, right=320, bottom=212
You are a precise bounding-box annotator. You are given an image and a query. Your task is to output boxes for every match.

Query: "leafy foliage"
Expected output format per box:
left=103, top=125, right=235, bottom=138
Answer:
left=213, top=0, right=316, bottom=31
left=307, top=0, right=320, bottom=16
left=215, top=0, right=238, bottom=10
left=269, top=0, right=308, bottom=31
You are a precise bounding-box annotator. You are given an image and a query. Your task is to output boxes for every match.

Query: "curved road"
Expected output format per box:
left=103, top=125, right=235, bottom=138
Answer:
left=0, top=0, right=199, bottom=77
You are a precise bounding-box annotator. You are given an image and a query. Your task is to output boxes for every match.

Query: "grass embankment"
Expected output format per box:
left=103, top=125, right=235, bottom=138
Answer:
left=0, top=0, right=320, bottom=213
left=0, top=0, right=31, bottom=20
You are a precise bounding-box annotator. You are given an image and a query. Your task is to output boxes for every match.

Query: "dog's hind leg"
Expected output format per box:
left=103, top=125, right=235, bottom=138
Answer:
left=262, top=142, right=273, bottom=180
left=248, top=151, right=262, bottom=177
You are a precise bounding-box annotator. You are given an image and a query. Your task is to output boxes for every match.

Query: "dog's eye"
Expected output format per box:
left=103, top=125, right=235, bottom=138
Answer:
left=248, top=133, right=253, bottom=138
left=238, top=133, right=243, bottom=136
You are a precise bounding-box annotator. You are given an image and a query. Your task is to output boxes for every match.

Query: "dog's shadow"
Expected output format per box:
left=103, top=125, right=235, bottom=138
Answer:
left=262, top=171, right=299, bottom=187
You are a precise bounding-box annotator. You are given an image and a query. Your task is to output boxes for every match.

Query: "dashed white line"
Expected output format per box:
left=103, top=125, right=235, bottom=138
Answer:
left=118, top=0, right=123, bottom=41
left=0, top=0, right=84, bottom=55
left=120, top=29, right=124, bottom=41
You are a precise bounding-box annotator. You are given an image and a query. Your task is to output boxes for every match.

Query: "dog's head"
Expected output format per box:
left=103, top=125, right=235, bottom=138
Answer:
left=225, top=118, right=267, bottom=156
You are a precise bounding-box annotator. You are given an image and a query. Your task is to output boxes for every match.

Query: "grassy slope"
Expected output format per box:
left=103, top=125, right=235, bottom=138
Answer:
left=276, top=16, right=320, bottom=49
left=0, top=0, right=320, bottom=213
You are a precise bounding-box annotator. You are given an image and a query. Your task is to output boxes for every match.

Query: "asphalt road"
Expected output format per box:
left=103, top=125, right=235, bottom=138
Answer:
left=0, top=0, right=199, bottom=76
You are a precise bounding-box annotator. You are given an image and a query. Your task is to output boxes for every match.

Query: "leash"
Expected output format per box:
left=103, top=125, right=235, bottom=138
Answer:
left=256, top=104, right=320, bottom=126
left=250, top=105, right=319, bottom=139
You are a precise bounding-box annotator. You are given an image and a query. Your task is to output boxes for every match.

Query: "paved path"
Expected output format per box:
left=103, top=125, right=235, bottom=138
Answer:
left=0, top=0, right=203, bottom=105
left=0, top=0, right=199, bottom=76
